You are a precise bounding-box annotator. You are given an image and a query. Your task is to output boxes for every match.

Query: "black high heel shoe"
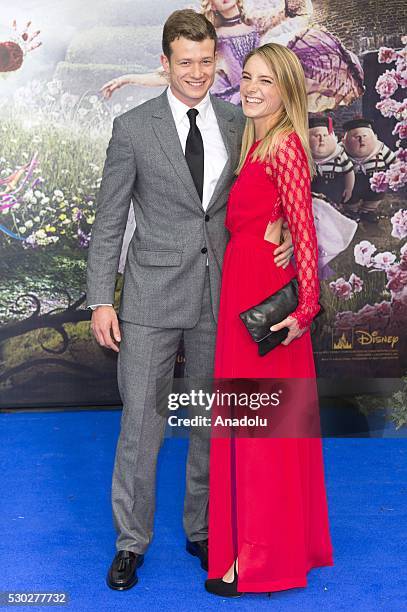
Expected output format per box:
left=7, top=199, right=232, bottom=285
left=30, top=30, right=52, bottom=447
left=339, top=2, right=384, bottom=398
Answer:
left=205, top=561, right=243, bottom=598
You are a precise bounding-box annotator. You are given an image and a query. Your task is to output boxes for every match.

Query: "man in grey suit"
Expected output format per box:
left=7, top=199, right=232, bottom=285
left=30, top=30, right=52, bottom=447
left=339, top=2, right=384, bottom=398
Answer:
left=87, top=9, right=292, bottom=590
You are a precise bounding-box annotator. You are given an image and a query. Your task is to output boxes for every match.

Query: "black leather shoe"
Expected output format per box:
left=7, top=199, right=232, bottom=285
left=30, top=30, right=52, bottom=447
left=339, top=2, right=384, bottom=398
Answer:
left=106, top=550, right=144, bottom=590
left=186, top=538, right=208, bottom=571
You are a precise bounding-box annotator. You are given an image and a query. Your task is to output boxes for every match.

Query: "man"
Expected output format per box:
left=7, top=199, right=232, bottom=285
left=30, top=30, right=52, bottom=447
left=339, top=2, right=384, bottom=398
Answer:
left=87, top=9, right=293, bottom=590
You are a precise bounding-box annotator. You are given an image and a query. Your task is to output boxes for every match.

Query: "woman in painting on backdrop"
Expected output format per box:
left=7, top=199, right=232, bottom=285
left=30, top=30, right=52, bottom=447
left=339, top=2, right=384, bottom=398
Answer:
left=101, top=0, right=364, bottom=113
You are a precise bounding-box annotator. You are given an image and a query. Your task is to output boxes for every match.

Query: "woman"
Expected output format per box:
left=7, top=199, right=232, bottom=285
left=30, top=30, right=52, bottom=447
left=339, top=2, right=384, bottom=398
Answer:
left=205, top=43, right=334, bottom=597
left=101, top=0, right=363, bottom=113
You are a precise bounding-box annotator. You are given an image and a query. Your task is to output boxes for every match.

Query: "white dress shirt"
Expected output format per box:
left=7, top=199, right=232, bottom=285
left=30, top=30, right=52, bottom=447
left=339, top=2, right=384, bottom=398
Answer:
left=166, top=86, right=227, bottom=211
left=89, top=87, right=228, bottom=309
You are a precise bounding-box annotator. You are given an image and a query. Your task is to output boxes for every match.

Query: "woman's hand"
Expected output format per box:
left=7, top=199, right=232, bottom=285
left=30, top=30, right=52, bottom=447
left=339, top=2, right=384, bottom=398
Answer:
left=270, top=315, right=307, bottom=346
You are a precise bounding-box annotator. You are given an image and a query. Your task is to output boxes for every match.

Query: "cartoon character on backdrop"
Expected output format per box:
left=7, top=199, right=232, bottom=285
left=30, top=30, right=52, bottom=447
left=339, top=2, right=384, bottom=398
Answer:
left=307, top=116, right=358, bottom=279
left=0, top=154, right=39, bottom=240
left=309, top=116, right=355, bottom=206
left=101, top=0, right=364, bottom=113
left=343, top=118, right=397, bottom=223
left=0, top=21, right=41, bottom=73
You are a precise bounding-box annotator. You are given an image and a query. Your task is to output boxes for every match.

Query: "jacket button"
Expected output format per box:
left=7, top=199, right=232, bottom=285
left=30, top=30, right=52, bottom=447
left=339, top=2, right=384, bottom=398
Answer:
left=201, top=247, right=208, bottom=254
left=205, top=214, right=210, bottom=222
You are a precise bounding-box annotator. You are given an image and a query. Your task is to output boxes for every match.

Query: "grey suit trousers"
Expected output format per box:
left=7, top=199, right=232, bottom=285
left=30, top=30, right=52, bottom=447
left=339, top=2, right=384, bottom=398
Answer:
left=112, top=269, right=216, bottom=553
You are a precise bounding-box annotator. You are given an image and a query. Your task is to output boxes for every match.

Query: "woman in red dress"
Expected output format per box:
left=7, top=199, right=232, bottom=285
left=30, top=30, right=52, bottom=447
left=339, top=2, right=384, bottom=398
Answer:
left=205, top=43, right=334, bottom=597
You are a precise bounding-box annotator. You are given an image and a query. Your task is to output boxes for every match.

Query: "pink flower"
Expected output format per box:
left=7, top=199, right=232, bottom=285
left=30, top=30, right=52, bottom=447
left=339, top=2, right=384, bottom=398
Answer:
left=396, top=148, right=407, bottom=162
left=376, top=98, right=401, bottom=118
left=329, top=277, right=353, bottom=300
left=400, top=243, right=407, bottom=270
left=354, top=240, right=377, bottom=267
left=393, top=121, right=407, bottom=140
left=370, top=171, right=389, bottom=193
left=386, top=264, right=407, bottom=293
left=376, top=70, right=399, bottom=98
left=395, top=58, right=407, bottom=88
left=372, top=251, right=397, bottom=270
left=387, top=161, right=407, bottom=191
left=378, top=47, right=398, bottom=63
left=391, top=209, right=407, bottom=239
left=395, top=101, right=407, bottom=121
left=349, top=273, right=363, bottom=293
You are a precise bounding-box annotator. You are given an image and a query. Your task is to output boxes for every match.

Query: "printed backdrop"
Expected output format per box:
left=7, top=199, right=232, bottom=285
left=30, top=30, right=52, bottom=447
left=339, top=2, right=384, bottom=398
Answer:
left=0, top=0, right=406, bottom=407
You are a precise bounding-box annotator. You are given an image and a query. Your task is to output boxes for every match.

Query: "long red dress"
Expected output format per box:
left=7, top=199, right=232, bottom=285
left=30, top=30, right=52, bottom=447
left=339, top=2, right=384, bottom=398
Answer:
left=208, top=132, right=334, bottom=593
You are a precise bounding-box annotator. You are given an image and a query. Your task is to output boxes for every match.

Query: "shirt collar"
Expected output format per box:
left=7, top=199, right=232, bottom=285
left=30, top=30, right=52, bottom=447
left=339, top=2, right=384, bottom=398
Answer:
left=167, top=86, right=211, bottom=126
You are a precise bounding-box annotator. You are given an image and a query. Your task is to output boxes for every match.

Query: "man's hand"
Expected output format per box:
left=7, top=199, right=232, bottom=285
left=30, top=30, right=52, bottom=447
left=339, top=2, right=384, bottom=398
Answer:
left=91, top=306, right=121, bottom=352
left=274, top=222, right=294, bottom=268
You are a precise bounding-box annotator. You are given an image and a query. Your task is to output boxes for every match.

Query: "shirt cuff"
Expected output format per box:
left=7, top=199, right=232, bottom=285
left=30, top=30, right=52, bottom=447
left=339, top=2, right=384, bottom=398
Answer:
left=88, top=304, right=113, bottom=310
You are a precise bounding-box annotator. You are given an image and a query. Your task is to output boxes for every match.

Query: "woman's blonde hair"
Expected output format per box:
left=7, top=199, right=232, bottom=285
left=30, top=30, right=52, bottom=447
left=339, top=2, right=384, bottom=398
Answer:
left=236, top=43, right=315, bottom=176
left=201, top=0, right=245, bottom=24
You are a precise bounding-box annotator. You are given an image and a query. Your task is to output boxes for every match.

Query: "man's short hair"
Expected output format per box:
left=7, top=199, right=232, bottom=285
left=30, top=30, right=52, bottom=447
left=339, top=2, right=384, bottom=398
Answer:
left=162, top=9, right=217, bottom=59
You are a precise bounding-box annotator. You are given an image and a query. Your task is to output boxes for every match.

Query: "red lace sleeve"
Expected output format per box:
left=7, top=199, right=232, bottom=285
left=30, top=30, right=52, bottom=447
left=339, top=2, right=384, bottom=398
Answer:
left=269, top=132, right=320, bottom=330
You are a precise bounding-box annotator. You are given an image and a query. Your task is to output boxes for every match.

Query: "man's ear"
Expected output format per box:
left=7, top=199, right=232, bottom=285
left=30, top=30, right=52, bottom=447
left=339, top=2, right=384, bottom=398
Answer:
left=160, top=53, right=170, bottom=73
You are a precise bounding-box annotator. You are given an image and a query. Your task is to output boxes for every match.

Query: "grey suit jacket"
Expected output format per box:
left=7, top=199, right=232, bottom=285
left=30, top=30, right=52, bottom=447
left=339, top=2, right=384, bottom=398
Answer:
left=86, top=89, right=245, bottom=328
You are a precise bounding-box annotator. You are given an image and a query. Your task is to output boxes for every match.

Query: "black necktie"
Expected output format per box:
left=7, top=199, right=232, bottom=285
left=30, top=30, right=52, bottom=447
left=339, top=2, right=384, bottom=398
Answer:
left=185, top=108, right=204, bottom=201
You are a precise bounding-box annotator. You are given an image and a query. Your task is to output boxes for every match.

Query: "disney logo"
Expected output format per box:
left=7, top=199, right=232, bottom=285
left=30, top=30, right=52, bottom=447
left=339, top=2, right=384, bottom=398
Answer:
left=355, top=330, right=399, bottom=349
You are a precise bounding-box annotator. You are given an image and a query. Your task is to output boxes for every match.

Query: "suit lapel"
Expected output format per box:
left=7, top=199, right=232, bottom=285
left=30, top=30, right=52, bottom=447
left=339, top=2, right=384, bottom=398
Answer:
left=206, top=95, right=240, bottom=213
left=151, top=91, right=203, bottom=208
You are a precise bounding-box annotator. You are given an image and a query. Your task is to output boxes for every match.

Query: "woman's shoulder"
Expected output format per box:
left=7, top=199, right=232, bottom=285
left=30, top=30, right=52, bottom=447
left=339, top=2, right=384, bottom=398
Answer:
left=274, top=131, right=307, bottom=163
left=277, top=130, right=302, bottom=149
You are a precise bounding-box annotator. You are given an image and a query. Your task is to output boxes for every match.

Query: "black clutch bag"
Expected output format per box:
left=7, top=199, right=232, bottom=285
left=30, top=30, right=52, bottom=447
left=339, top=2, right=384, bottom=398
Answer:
left=239, top=278, right=321, bottom=357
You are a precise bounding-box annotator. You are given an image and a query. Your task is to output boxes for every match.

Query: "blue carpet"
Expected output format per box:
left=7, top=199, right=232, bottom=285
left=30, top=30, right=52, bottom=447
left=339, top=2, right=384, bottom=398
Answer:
left=0, top=411, right=406, bottom=612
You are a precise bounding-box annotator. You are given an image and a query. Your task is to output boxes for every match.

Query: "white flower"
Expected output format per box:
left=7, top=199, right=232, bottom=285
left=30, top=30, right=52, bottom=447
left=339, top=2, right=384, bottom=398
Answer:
left=19, top=226, right=27, bottom=233
left=23, top=189, right=34, bottom=202
left=25, top=220, right=34, bottom=228
left=354, top=240, right=377, bottom=267
left=46, top=80, right=62, bottom=96
left=372, top=251, right=397, bottom=270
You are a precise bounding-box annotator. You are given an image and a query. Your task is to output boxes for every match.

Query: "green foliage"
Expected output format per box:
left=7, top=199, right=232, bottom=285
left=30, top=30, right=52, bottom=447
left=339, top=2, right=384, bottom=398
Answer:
left=1, top=118, right=107, bottom=249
